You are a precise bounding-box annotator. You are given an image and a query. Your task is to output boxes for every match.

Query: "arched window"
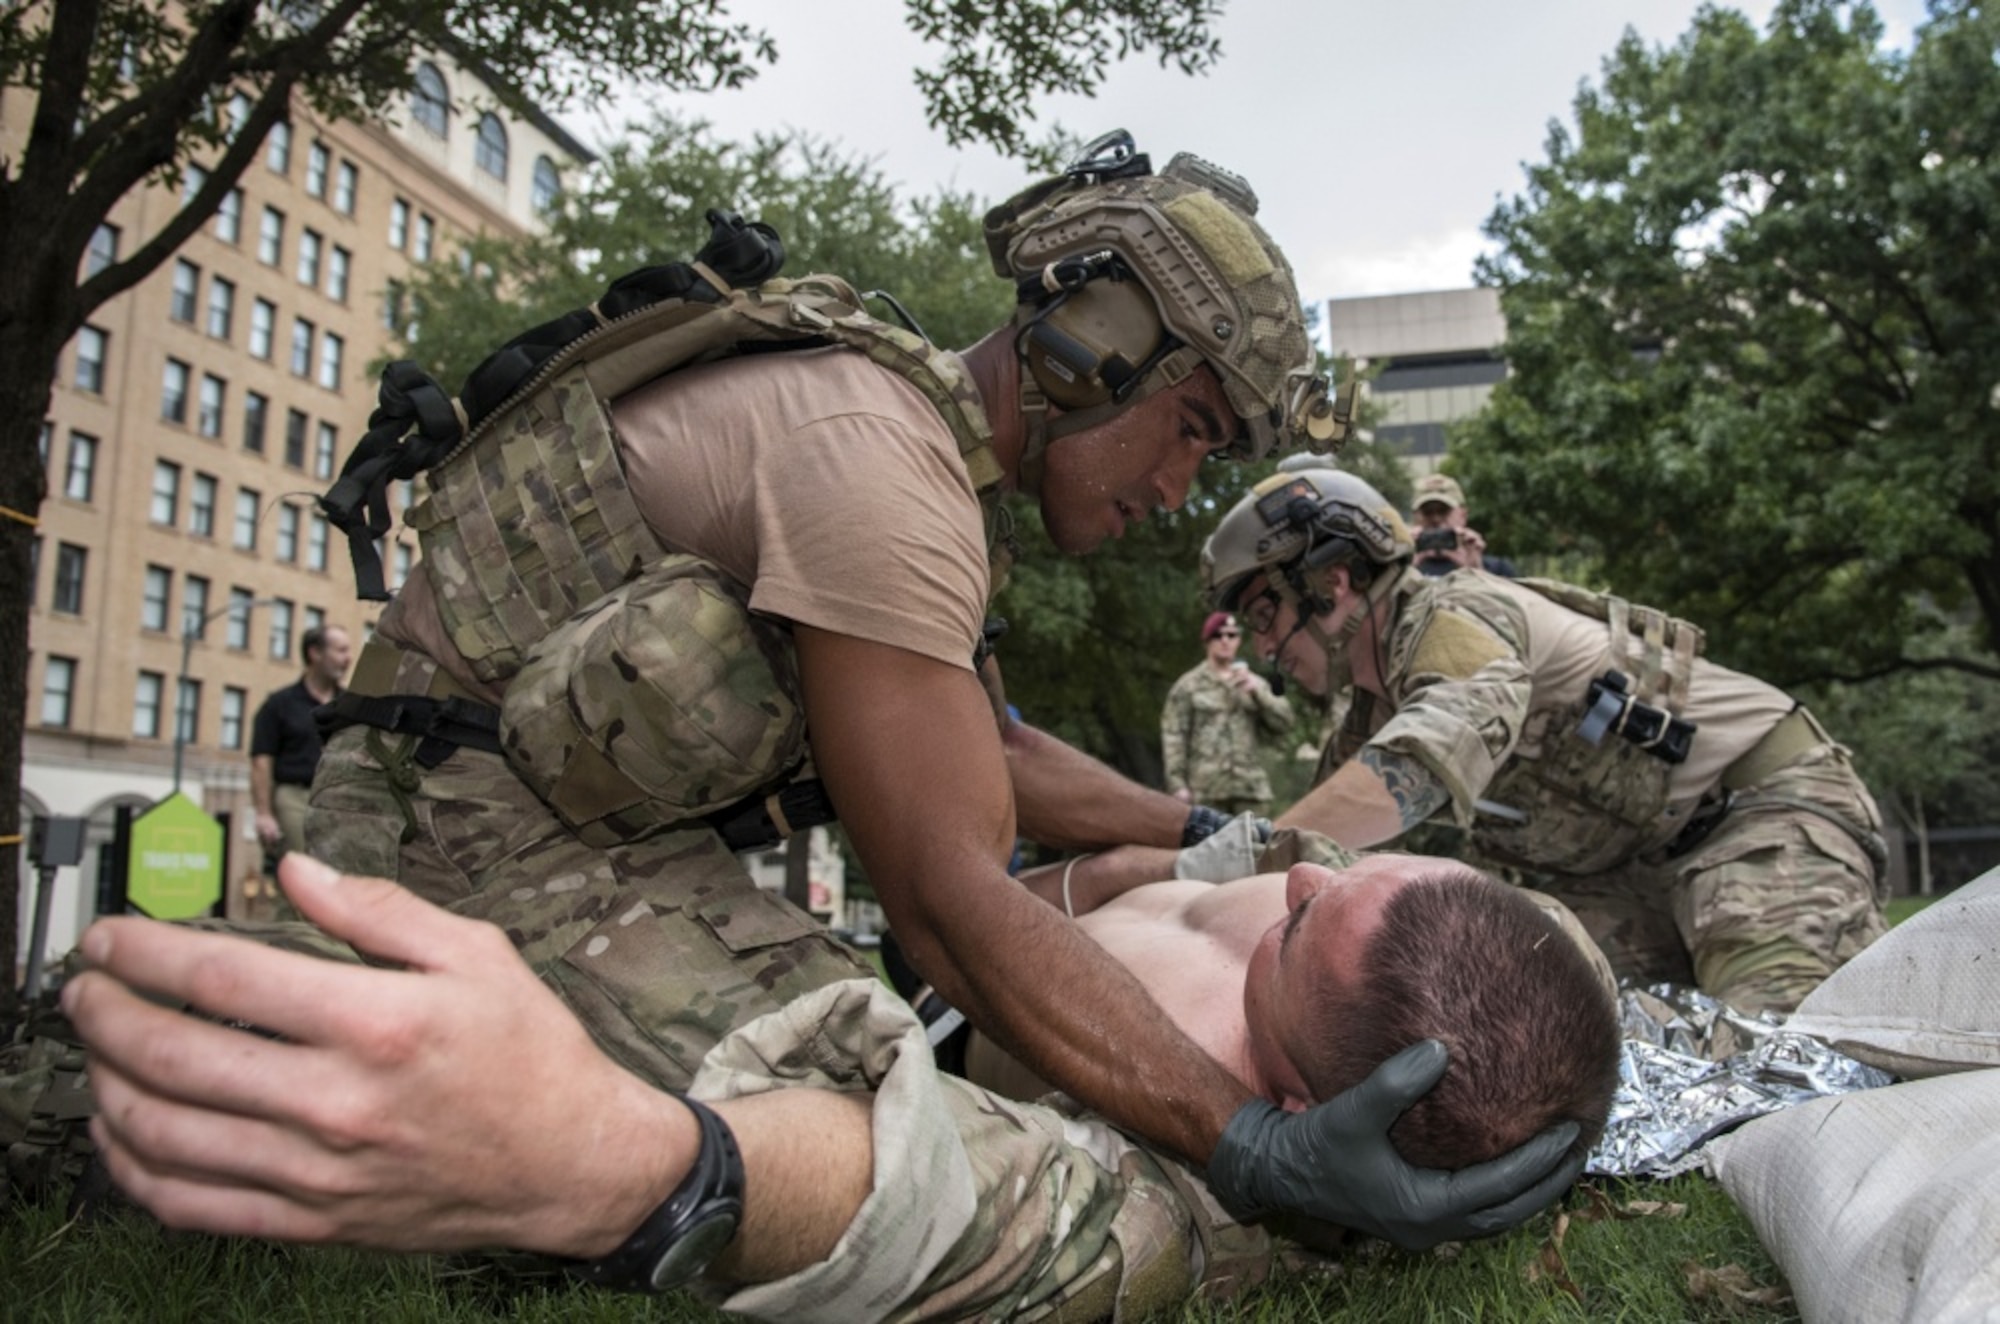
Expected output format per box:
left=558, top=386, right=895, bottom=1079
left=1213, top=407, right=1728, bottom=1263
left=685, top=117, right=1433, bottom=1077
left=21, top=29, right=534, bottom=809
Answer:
left=410, top=62, right=448, bottom=138
left=474, top=113, right=509, bottom=182
left=531, top=155, right=561, bottom=215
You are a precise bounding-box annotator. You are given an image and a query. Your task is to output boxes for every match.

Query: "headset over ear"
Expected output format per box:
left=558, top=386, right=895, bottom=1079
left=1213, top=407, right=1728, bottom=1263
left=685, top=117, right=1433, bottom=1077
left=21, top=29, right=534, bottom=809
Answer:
left=1017, top=259, right=1175, bottom=412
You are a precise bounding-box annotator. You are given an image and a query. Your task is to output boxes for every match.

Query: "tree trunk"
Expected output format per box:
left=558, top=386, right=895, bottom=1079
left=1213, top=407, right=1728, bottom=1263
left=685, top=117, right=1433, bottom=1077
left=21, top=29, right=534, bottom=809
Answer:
left=0, top=317, right=63, bottom=1015
left=1913, top=789, right=1932, bottom=897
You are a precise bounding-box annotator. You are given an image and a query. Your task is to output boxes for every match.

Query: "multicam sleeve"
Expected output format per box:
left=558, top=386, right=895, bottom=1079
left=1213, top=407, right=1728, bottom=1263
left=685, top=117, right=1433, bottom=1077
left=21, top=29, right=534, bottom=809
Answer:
left=690, top=979, right=1285, bottom=1323
left=1364, top=589, right=1533, bottom=826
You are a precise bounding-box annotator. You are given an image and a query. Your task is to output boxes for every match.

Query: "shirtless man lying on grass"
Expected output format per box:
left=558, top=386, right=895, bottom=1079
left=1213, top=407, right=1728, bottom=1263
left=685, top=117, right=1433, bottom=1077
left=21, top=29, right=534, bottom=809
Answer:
left=973, top=854, right=1623, bottom=1173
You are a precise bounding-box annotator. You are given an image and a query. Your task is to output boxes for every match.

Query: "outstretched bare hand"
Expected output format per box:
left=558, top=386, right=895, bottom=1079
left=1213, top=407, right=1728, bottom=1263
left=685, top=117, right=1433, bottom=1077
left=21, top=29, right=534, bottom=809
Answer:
left=64, top=854, right=694, bottom=1257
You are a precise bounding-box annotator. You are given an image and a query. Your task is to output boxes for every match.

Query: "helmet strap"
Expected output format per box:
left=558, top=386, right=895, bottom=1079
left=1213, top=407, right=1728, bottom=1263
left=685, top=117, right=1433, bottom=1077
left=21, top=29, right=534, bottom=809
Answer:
left=1280, top=562, right=1406, bottom=692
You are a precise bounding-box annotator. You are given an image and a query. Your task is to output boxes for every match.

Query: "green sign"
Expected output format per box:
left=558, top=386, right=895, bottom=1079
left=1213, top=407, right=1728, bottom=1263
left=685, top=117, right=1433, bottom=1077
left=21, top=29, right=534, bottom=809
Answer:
left=128, top=792, right=224, bottom=920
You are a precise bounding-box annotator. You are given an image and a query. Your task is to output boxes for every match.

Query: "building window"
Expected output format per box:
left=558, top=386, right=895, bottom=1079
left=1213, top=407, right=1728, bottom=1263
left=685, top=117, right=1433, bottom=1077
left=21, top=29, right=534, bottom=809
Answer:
left=297, top=227, right=322, bottom=287
left=327, top=245, right=351, bottom=302
left=389, top=197, right=410, bottom=250
left=133, top=671, right=164, bottom=739
left=182, top=574, right=210, bottom=637
left=411, top=62, right=449, bottom=137
left=303, top=605, right=325, bottom=636
left=141, top=565, right=171, bottom=631
left=39, top=419, right=51, bottom=467
left=306, top=512, right=329, bottom=571
left=52, top=543, right=86, bottom=615
left=531, top=156, right=561, bottom=216
left=169, top=259, right=199, bottom=322
left=268, top=598, right=295, bottom=660
left=206, top=276, right=235, bottom=339
left=318, top=332, right=343, bottom=390
left=175, top=678, right=202, bottom=744
left=226, top=587, right=254, bottom=650
left=277, top=503, right=300, bottom=562
left=62, top=431, right=97, bottom=503
left=381, top=279, right=406, bottom=332
left=182, top=163, right=206, bottom=206
left=150, top=461, right=180, bottom=525
left=474, top=113, right=509, bottom=181
left=266, top=119, right=291, bottom=173
left=41, top=657, right=76, bottom=728
left=284, top=408, right=309, bottom=468
left=225, top=91, right=252, bottom=140
left=258, top=206, right=285, bottom=266
left=334, top=159, right=358, bottom=215
left=249, top=298, right=275, bottom=360
left=86, top=223, right=119, bottom=278
left=243, top=391, right=269, bottom=452
left=314, top=422, right=338, bottom=479
left=160, top=358, right=190, bottom=424
left=233, top=488, right=261, bottom=551
left=306, top=140, right=330, bottom=198
left=216, top=187, right=243, bottom=243
left=220, top=686, right=247, bottom=750
left=415, top=212, right=434, bottom=263
left=74, top=326, right=107, bottom=393
left=290, top=317, right=314, bottom=377
left=190, top=472, right=217, bottom=537
left=198, top=373, right=226, bottom=438
left=28, top=535, right=39, bottom=606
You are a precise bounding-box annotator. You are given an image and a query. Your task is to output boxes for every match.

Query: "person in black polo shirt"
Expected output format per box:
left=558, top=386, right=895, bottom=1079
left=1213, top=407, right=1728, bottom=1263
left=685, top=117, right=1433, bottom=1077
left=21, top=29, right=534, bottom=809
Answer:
left=251, top=624, right=352, bottom=862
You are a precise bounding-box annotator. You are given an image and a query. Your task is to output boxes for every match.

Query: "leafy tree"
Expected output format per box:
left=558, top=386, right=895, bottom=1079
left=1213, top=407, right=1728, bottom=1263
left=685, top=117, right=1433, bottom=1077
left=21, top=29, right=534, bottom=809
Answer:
left=0, top=0, right=1228, bottom=1008
left=389, top=115, right=1011, bottom=389
left=1455, top=0, right=2000, bottom=691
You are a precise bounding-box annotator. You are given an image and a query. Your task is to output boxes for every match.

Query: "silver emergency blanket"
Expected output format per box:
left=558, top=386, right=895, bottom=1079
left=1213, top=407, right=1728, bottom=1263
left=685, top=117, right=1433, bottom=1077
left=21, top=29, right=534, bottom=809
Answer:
left=1586, top=983, right=1894, bottom=1179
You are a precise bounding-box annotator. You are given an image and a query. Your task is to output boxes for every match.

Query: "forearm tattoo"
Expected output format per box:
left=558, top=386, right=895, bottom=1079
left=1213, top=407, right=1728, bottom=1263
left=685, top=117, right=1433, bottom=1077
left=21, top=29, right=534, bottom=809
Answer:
left=1357, top=747, right=1451, bottom=831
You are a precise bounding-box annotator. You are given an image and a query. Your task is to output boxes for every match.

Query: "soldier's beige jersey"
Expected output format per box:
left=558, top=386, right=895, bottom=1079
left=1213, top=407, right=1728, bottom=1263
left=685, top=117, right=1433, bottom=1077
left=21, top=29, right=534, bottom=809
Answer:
left=1334, top=570, right=1795, bottom=858
left=1160, top=663, right=1293, bottom=804
left=378, top=346, right=991, bottom=696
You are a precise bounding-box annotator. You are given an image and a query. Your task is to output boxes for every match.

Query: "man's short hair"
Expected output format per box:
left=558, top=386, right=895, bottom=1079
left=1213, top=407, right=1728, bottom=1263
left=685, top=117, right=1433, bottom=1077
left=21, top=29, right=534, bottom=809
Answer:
left=1300, top=870, right=1620, bottom=1170
left=300, top=625, right=330, bottom=666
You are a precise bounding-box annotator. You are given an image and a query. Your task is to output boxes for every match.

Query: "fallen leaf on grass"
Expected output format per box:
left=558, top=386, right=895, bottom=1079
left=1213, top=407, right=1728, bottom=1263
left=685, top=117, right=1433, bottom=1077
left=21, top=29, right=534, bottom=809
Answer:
left=1524, top=1212, right=1583, bottom=1304
left=1574, top=1186, right=1686, bottom=1222
left=1684, top=1261, right=1792, bottom=1313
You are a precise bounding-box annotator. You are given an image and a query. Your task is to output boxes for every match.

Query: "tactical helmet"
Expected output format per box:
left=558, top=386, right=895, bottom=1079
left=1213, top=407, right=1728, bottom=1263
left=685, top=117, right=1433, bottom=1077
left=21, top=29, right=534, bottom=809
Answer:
left=1202, top=469, right=1414, bottom=612
left=984, top=131, right=1345, bottom=472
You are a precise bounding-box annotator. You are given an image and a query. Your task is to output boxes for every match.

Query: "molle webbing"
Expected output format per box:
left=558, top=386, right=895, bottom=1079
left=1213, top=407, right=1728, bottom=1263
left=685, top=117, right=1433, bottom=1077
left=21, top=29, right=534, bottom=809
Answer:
left=408, top=278, right=1004, bottom=684
left=1513, top=578, right=1704, bottom=713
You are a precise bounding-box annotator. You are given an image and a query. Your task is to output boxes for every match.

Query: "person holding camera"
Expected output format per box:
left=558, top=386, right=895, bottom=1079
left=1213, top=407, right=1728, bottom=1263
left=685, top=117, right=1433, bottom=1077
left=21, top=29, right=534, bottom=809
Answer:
left=1410, top=473, right=1517, bottom=578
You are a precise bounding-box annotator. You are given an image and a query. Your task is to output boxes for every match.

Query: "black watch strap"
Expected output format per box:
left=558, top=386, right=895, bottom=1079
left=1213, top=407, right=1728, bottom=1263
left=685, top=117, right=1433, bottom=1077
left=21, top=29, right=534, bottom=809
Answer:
left=1182, top=803, right=1231, bottom=847
left=568, top=1094, right=746, bottom=1294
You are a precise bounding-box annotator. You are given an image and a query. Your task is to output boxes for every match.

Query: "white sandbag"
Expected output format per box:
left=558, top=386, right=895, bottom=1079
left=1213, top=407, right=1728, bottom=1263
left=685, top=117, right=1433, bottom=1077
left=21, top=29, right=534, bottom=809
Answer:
left=1706, top=1069, right=2000, bottom=1324
left=1785, top=866, right=2000, bottom=1078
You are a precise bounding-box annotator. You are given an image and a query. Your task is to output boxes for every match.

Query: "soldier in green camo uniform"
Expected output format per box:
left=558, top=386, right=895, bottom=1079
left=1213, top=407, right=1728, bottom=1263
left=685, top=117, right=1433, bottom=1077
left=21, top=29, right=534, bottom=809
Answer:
left=12, top=137, right=1596, bottom=1317
left=1161, top=611, right=1294, bottom=817
left=1192, top=469, right=1889, bottom=1016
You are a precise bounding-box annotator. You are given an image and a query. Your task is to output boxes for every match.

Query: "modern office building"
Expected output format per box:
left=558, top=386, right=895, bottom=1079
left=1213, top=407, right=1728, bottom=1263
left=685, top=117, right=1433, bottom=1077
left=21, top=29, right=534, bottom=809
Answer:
left=1325, top=286, right=1508, bottom=473
left=11, top=60, right=590, bottom=965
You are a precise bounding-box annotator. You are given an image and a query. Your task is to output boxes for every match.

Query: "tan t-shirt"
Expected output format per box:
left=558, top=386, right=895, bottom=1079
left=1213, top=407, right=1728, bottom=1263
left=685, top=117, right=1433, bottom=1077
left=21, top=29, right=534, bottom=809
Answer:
left=380, top=347, right=991, bottom=689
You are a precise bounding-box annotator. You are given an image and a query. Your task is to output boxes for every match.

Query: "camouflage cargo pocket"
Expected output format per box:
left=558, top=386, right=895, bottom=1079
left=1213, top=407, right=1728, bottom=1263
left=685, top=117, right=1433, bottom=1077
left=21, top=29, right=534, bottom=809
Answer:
left=303, top=728, right=416, bottom=885
left=550, top=881, right=868, bottom=1091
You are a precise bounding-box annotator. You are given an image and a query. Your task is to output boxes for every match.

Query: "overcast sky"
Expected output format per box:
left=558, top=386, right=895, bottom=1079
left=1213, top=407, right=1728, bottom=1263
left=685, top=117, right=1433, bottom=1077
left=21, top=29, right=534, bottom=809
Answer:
left=569, top=0, right=1929, bottom=305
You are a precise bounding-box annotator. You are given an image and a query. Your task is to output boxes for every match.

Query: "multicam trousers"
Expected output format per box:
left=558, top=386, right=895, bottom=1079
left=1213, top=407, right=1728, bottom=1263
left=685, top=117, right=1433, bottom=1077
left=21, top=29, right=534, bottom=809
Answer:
left=1534, top=744, right=1889, bottom=1016
left=306, top=727, right=1279, bottom=1321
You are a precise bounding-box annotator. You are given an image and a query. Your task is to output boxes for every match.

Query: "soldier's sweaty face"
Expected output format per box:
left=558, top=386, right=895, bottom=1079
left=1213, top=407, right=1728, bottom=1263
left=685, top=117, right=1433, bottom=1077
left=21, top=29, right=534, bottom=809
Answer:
left=1039, top=367, right=1234, bottom=555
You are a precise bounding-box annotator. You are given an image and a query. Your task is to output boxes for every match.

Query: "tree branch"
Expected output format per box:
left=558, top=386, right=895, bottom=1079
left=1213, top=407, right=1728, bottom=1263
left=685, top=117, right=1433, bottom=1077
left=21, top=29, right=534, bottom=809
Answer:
left=1800, top=655, right=2000, bottom=685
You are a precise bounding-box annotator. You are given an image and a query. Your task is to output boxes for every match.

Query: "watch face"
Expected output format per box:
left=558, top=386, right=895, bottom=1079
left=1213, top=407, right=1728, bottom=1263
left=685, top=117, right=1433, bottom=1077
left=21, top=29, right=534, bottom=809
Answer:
left=646, top=1208, right=742, bottom=1293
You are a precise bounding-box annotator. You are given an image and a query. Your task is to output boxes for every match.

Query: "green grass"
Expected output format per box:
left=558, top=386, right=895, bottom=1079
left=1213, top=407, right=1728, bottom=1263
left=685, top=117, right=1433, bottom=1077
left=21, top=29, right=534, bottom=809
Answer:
left=1885, top=893, right=1940, bottom=926
left=4, top=1173, right=1792, bottom=1322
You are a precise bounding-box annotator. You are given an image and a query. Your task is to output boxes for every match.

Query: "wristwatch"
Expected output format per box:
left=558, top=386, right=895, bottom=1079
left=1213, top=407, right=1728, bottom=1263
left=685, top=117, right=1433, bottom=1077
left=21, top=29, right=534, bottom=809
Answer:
left=568, top=1094, right=745, bottom=1293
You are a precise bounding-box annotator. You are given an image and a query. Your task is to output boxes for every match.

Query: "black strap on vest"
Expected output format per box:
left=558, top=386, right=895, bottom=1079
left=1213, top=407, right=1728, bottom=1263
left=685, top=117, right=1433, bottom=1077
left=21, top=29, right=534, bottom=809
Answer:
left=319, top=689, right=837, bottom=853
left=318, top=691, right=504, bottom=770
left=320, top=211, right=787, bottom=600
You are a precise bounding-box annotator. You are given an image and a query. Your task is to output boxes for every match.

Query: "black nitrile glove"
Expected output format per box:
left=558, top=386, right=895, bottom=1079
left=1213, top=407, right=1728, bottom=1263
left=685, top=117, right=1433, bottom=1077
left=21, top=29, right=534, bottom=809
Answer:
left=1206, top=1039, right=1585, bottom=1250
